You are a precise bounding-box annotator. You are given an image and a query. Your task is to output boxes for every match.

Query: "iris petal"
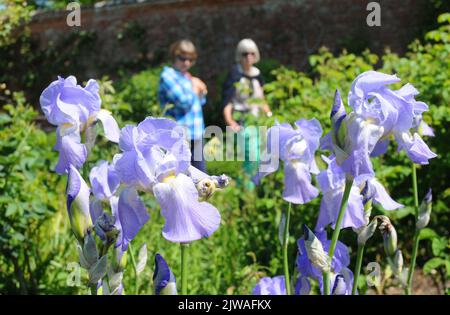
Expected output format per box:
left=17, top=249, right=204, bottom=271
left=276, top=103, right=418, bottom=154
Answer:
left=117, top=187, right=149, bottom=251
left=282, top=162, right=319, bottom=204
left=153, top=174, right=221, bottom=243
left=252, top=276, right=286, bottom=295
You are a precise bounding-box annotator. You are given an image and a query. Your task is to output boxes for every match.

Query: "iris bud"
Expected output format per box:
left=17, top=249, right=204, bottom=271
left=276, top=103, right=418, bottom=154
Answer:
left=331, top=274, right=347, bottom=295
left=112, top=247, right=128, bottom=272
left=416, top=189, right=432, bottom=230
left=196, top=174, right=230, bottom=200
left=153, top=253, right=177, bottom=295
left=303, top=225, right=330, bottom=273
left=94, top=212, right=119, bottom=250
left=378, top=216, right=397, bottom=256
left=357, top=218, right=378, bottom=245
left=196, top=178, right=216, bottom=200
left=67, top=165, right=93, bottom=242
left=331, top=89, right=347, bottom=150
left=392, top=249, right=403, bottom=276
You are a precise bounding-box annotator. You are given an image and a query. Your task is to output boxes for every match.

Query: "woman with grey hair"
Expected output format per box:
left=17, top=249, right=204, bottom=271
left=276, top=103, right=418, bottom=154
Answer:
left=222, top=38, right=272, bottom=189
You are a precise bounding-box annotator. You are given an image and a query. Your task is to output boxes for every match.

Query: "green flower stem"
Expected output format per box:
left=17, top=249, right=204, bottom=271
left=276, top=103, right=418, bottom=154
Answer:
left=405, top=163, right=420, bottom=295
left=352, top=244, right=365, bottom=295
left=128, top=243, right=139, bottom=295
left=323, top=178, right=354, bottom=295
left=282, top=203, right=292, bottom=295
left=411, top=163, right=420, bottom=217
left=406, top=229, right=420, bottom=295
left=181, top=243, right=189, bottom=295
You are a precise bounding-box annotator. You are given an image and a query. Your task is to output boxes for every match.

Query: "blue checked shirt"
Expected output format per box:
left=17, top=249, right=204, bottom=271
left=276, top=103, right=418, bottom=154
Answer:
left=158, top=66, right=205, bottom=140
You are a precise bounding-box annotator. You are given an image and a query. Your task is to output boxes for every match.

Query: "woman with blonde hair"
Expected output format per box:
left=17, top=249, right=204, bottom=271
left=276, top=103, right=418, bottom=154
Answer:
left=158, top=39, right=208, bottom=172
left=222, top=38, right=272, bottom=189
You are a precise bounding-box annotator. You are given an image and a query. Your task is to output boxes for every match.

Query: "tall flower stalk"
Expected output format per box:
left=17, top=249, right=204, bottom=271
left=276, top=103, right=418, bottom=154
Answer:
left=281, top=203, right=292, bottom=295
left=180, top=243, right=189, bottom=295
left=351, top=244, right=365, bottom=295
left=127, top=243, right=139, bottom=295
left=405, top=186, right=433, bottom=295
left=322, top=178, right=353, bottom=295
left=405, top=163, right=420, bottom=295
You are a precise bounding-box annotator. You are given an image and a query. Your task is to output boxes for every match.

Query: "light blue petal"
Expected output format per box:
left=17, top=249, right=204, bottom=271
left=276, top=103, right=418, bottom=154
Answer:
left=117, top=187, right=149, bottom=251
left=282, top=162, right=319, bottom=205
left=153, top=174, right=221, bottom=243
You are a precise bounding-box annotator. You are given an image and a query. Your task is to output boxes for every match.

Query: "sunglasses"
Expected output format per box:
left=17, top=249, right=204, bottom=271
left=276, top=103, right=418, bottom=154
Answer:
left=242, top=52, right=256, bottom=57
left=176, top=55, right=196, bottom=63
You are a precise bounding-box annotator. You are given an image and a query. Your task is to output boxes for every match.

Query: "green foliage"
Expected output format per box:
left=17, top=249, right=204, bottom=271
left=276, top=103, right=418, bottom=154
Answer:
left=0, top=93, right=76, bottom=294
left=0, top=0, right=32, bottom=47
left=423, top=236, right=450, bottom=280
left=114, top=66, right=165, bottom=123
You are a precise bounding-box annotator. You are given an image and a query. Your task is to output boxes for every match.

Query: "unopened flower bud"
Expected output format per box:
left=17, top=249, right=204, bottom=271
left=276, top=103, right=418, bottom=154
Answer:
left=196, top=174, right=231, bottom=200
left=303, top=225, right=330, bottom=273
left=212, top=174, right=231, bottom=189
left=416, top=188, right=432, bottom=230
left=392, top=249, right=403, bottom=276
left=330, top=89, right=347, bottom=150
left=196, top=178, right=216, bottom=200
left=153, top=253, right=177, bottom=295
left=95, top=212, right=119, bottom=248
left=67, top=165, right=93, bottom=242
left=112, top=247, right=127, bottom=272
left=378, top=216, right=397, bottom=256
left=357, top=218, right=378, bottom=245
left=332, top=274, right=347, bottom=295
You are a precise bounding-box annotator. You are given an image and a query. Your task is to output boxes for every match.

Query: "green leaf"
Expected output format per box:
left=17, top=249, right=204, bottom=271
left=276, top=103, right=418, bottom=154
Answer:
left=445, top=261, right=450, bottom=278
left=278, top=212, right=287, bottom=246
left=136, top=243, right=147, bottom=275
left=12, top=232, right=25, bottom=242
left=418, top=228, right=438, bottom=241
left=5, top=203, right=18, bottom=217
left=83, top=232, right=98, bottom=266
left=431, top=238, right=447, bottom=256
left=88, top=255, right=108, bottom=284
left=423, top=257, right=445, bottom=274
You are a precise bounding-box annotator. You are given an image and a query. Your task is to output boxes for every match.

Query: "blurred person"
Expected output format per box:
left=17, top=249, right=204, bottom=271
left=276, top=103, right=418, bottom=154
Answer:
left=158, top=39, right=208, bottom=172
left=222, top=38, right=272, bottom=189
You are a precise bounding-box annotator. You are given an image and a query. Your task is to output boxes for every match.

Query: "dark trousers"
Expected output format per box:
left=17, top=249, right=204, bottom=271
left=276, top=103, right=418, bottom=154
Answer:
left=190, top=139, right=206, bottom=173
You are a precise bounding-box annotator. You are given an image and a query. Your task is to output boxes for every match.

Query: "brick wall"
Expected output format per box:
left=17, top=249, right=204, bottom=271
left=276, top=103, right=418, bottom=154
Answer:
left=28, top=0, right=432, bottom=103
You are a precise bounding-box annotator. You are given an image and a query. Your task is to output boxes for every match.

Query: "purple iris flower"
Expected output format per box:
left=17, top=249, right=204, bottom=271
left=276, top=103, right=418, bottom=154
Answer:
left=348, top=71, right=436, bottom=164
left=114, top=117, right=222, bottom=243
left=114, top=117, right=191, bottom=192
left=315, top=156, right=403, bottom=231
left=297, top=228, right=354, bottom=295
left=153, top=253, right=177, bottom=295
left=40, top=76, right=120, bottom=174
left=255, top=118, right=322, bottom=204
left=252, top=276, right=286, bottom=295
left=321, top=89, right=384, bottom=180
